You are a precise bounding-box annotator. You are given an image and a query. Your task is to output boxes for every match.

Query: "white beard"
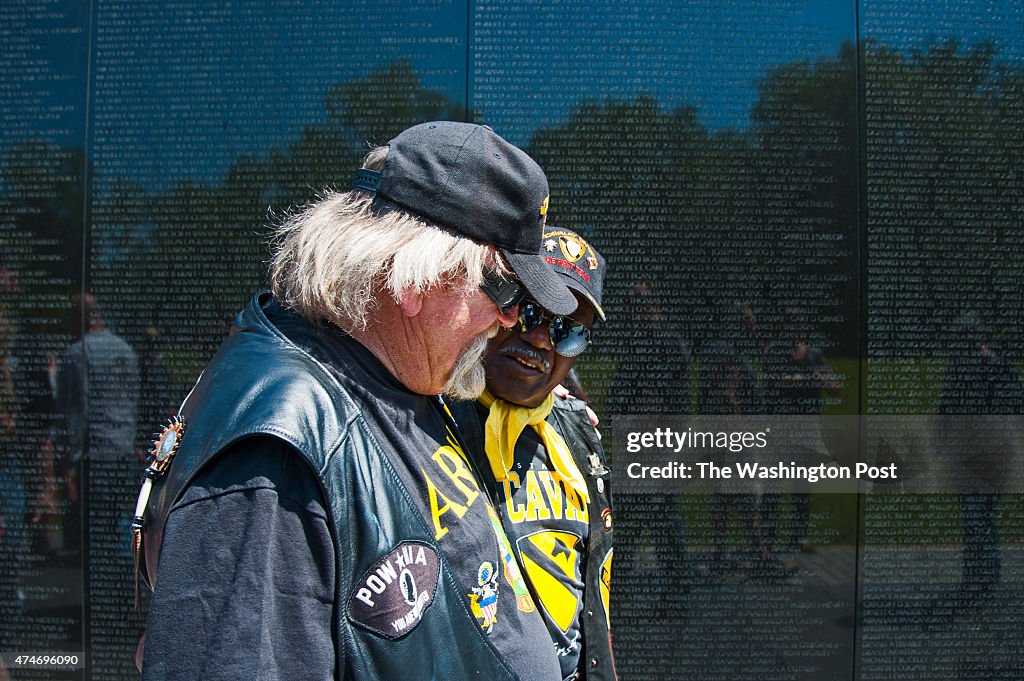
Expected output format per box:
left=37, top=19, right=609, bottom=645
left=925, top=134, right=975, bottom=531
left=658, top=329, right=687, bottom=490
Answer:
left=443, top=327, right=496, bottom=400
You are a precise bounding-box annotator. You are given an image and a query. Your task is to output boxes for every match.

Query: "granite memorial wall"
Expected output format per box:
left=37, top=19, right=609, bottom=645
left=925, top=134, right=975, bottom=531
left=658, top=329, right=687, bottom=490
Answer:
left=0, top=0, right=1021, bottom=678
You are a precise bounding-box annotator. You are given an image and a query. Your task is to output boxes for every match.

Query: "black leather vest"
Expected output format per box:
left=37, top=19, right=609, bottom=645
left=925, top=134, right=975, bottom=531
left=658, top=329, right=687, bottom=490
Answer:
left=139, top=294, right=519, bottom=681
left=549, top=399, right=617, bottom=681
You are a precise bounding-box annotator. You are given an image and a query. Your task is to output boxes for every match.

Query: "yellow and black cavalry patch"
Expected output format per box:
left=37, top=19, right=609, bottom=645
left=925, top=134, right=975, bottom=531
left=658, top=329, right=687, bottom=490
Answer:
left=517, top=530, right=583, bottom=633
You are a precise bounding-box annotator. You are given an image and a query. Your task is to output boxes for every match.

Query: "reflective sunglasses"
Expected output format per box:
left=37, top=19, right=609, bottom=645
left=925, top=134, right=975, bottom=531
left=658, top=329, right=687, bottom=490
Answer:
left=480, top=270, right=528, bottom=313
left=518, top=300, right=592, bottom=357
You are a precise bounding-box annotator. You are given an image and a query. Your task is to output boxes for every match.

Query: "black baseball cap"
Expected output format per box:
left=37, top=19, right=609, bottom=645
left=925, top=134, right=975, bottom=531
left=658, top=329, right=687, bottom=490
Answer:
left=352, top=121, right=576, bottom=316
left=541, top=227, right=607, bottom=322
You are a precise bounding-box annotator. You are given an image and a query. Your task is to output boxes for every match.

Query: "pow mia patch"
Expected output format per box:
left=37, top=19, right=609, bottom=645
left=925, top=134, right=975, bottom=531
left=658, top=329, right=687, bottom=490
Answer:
left=348, top=541, right=439, bottom=640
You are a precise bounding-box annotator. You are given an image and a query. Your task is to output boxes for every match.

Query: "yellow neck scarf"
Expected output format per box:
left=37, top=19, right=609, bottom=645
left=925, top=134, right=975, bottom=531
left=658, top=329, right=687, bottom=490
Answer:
left=478, top=389, right=589, bottom=504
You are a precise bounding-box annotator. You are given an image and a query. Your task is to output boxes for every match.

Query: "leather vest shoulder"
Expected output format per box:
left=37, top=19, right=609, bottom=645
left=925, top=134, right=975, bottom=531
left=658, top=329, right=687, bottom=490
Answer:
left=140, top=296, right=351, bottom=587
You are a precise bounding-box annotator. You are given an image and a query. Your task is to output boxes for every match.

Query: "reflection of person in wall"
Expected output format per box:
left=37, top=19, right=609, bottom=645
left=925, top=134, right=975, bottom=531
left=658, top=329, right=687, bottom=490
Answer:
left=0, top=269, right=26, bottom=663
left=454, top=227, right=616, bottom=680
left=698, top=302, right=773, bottom=574
left=939, top=312, right=1024, bottom=597
left=135, top=122, right=579, bottom=680
left=761, top=307, right=840, bottom=555
left=57, top=293, right=140, bottom=552
left=1, top=268, right=66, bottom=550
left=0, top=266, right=62, bottom=664
left=608, top=279, right=691, bottom=416
left=607, top=279, right=691, bottom=612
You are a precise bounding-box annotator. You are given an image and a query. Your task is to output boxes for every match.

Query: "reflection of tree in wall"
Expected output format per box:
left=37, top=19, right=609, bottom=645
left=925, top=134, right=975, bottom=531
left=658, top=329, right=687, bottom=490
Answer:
left=10, top=42, right=1021, bottom=387
left=753, top=38, right=1023, bottom=367
left=527, top=97, right=713, bottom=412
left=529, top=40, right=1022, bottom=408
left=528, top=96, right=706, bottom=302
left=89, top=61, right=474, bottom=381
left=751, top=41, right=859, bottom=359
left=529, top=44, right=861, bottom=408
left=268, top=61, right=476, bottom=205
left=866, top=38, right=1024, bottom=368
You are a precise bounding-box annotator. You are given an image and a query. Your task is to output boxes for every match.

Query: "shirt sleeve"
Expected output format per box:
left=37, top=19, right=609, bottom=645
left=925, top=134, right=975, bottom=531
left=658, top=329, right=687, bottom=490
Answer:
left=141, top=437, right=336, bottom=681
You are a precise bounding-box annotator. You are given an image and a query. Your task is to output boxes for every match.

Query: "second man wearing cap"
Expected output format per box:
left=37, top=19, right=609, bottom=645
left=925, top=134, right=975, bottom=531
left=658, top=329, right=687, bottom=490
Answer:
left=454, top=228, right=616, bottom=681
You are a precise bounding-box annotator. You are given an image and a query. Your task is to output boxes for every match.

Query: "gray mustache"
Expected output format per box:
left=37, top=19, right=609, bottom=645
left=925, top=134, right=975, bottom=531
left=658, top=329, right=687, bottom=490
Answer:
left=500, top=343, right=551, bottom=373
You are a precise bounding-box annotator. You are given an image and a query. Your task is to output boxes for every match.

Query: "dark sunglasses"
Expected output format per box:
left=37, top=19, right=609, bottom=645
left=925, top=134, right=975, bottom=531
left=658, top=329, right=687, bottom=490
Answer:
left=480, top=270, right=528, bottom=313
left=518, top=301, right=591, bottom=357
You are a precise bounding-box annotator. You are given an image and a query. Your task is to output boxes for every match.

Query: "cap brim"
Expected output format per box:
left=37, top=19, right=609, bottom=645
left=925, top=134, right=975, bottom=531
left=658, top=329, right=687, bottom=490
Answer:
left=503, top=249, right=578, bottom=316
left=563, top=279, right=606, bottom=322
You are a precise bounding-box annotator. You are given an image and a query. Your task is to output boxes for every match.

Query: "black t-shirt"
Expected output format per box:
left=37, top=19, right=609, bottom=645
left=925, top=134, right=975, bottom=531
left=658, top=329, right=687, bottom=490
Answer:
left=144, top=301, right=560, bottom=681
left=142, top=439, right=335, bottom=681
left=472, top=403, right=590, bottom=680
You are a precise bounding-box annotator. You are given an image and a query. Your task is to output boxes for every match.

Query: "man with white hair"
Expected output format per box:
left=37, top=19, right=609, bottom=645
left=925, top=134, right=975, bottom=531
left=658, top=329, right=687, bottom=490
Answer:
left=133, top=122, right=576, bottom=681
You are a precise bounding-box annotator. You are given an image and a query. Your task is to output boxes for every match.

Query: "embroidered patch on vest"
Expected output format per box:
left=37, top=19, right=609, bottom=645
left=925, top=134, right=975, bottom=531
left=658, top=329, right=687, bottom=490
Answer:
left=347, top=541, right=439, bottom=640
left=469, top=561, right=499, bottom=634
